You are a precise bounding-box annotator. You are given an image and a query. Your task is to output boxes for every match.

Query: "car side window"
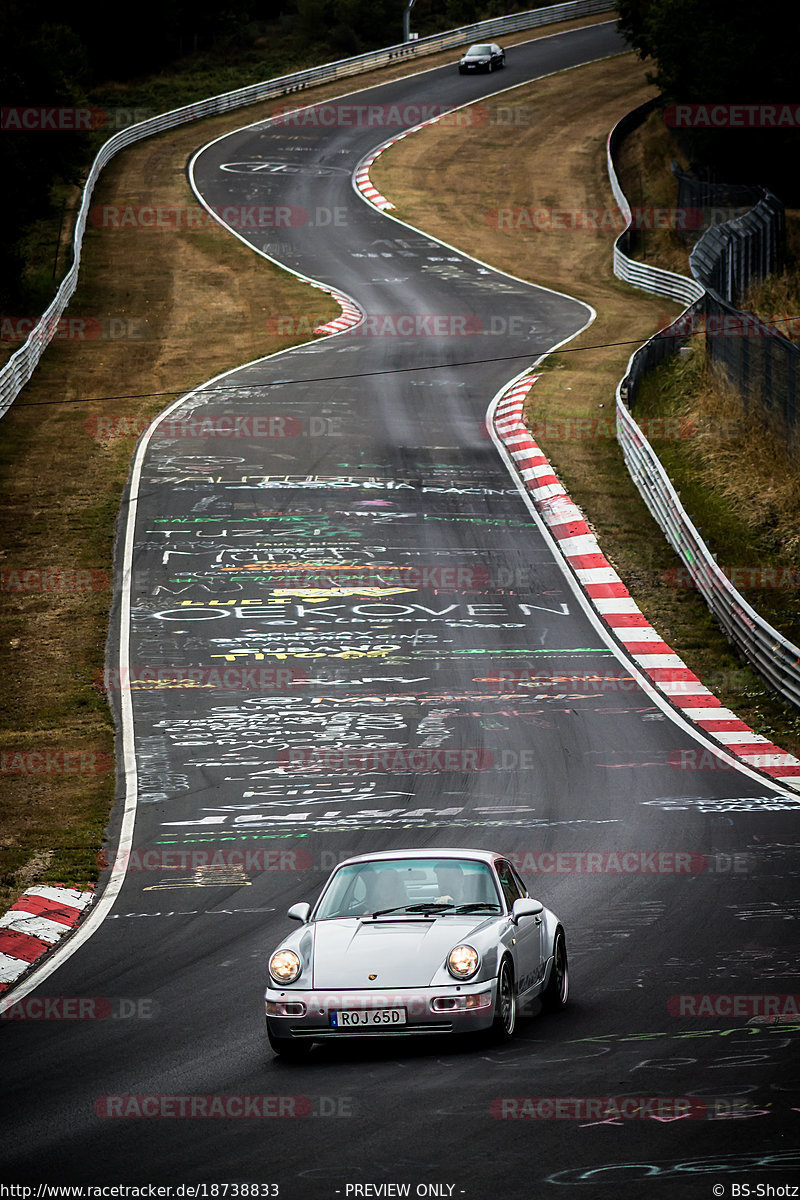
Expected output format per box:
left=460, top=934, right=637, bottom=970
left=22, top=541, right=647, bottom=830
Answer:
left=496, top=861, right=524, bottom=909
left=509, top=863, right=529, bottom=898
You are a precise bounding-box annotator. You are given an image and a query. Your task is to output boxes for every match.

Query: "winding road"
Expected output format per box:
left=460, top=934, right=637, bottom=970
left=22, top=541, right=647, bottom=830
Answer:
left=2, top=20, right=799, bottom=1198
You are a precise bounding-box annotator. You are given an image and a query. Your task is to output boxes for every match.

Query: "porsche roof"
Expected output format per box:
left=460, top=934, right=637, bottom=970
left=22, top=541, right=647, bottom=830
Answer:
left=334, top=848, right=504, bottom=867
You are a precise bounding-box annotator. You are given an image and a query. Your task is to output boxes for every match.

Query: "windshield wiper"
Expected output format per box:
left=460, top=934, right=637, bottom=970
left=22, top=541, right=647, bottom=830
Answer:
left=370, top=902, right=455, bottom=918
left=454, top=903, right=502, bottom=914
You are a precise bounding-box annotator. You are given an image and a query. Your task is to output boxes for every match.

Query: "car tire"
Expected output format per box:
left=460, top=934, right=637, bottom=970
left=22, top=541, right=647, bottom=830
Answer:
left=489, top=957, right=516, bottom=1041
left=267, top=1025, right=312, bottom=1061
left=542, top=929, right=569, bottom=1012
left=487, top=60, right=493, bottom=72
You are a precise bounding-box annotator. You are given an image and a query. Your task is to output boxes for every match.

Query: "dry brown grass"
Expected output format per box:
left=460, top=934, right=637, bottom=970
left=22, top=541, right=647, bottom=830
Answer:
left=687, top=365, right=800, bottom=559
left=741, top=215, right=800, bottom=343
left=0, top=120, right=340, bottom=911
left=636, top=340, right=800, bottom=564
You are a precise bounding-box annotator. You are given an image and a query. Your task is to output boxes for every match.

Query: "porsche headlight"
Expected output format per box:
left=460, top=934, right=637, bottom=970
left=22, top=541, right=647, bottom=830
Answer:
left=448, top=944, right=480, bottom=980
left=269, top=949, right=302, bottom=984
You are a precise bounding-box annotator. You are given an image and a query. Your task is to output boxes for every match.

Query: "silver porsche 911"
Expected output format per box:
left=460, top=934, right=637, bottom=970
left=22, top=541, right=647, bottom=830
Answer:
left=265, top=848, right=568, bottom=1059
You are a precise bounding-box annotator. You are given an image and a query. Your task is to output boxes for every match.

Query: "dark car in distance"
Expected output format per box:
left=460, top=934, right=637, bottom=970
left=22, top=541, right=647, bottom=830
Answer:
left=458, top=43, right=506, bottom=73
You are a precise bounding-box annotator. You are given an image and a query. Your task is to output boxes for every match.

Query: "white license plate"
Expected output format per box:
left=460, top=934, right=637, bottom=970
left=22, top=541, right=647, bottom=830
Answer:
left=331, top=1007, right=407, bottom=1028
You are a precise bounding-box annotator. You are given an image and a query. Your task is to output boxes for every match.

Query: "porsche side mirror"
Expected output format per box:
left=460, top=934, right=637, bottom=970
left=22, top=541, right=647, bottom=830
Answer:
left=287, top=902, right=311, bottom=923
left=511, top=897, right=544, bottom=924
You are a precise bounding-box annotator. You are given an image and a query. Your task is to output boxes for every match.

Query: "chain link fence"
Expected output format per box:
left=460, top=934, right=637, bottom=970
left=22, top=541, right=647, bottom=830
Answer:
left=702, top=293, right=798, bottom=433
left=610, top=101, right=796, bottom=441
left=689, top=189, right=786, bottom=303
left=608, top=101, right=800, bottom=709
left=673, top=166, right=762, bottom=240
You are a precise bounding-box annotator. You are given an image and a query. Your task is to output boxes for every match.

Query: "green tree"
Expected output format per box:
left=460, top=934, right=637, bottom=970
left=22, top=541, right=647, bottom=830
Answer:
left=617, top=0, right=800, bottom=199
left=0, top=6, right=91, bottom=303
left=617, top=0, right=798, bottom=101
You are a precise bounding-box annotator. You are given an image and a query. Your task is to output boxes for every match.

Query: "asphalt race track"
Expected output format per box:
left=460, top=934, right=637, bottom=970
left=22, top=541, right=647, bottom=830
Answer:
left=2, top=20, right=800, bottom=1198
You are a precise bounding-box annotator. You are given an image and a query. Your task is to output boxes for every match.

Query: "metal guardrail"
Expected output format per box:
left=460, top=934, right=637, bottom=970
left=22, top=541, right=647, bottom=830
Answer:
left=0, top=0, right=614, bottom=421
left=607, top=99, right=705, bottom=308
left=607, top=103, right=800, bottom=709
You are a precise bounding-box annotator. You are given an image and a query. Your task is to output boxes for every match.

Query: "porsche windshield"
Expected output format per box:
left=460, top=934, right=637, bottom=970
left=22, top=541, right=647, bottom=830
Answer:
left=314, top=858, right=503, bottom=920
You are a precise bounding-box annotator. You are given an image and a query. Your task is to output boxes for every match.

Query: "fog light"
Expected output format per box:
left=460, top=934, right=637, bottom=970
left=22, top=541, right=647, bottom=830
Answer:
left=464, top=992, right=492, bottom=1010
left=266, top=1000, right=307, bottom=1017
left=431, top=992, right=492, bottom=1012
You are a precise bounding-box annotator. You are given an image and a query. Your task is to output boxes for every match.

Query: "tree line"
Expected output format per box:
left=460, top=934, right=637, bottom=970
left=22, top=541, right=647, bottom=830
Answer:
left=617, top=0, right=800, bottom=202
left=3, top=0, right=797, bottom=308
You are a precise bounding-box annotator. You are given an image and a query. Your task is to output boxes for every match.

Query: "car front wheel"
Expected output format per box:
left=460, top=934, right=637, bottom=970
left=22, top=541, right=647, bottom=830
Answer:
left=489, top=958, right=516, bottom=1041
left=542, top=929, right=569, bottom=1012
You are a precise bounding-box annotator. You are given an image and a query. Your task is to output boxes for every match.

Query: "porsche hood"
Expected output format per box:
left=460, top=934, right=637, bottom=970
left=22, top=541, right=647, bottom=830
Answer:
left=310, top=915, right=494, bottom=989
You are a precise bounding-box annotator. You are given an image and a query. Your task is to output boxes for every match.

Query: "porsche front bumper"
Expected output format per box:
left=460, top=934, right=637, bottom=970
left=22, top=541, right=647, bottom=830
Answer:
left=265, top=981, right=497, bottom=1041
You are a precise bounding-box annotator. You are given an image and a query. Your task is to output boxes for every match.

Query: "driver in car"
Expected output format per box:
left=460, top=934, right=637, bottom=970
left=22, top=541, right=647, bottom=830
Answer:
left=434, top=863, right=466, bottom=906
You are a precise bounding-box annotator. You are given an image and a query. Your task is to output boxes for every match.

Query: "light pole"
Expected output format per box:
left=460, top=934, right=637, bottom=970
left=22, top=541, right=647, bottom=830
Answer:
left=403, top=0, right=416, bottom=43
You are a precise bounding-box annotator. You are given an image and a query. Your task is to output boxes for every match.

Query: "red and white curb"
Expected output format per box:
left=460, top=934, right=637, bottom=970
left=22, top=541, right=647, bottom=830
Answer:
left=0, top=886, right=94, bottom=994
left=355, top=150, right=396, bottom=211
left=354, top=114, right=448, bottom=212
left=312, top=285, right=363, bottom=336
left=494, top=375, right=800, bottom=790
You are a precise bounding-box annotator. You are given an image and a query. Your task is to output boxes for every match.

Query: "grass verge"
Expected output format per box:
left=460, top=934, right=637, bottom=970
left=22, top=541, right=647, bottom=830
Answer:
left=634, top=343, right=800, bottom=645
